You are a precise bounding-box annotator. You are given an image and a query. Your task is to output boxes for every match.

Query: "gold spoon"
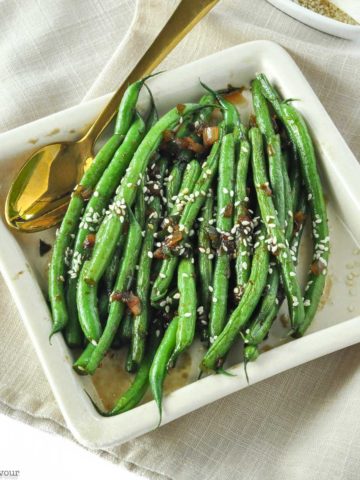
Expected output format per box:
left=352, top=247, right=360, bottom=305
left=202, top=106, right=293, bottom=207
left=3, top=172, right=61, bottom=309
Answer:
left=5, top=0, right=218, bottom=233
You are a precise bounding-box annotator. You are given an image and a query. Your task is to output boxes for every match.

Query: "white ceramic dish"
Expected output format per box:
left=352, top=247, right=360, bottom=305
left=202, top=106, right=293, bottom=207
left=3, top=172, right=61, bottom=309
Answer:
left=266, top=0, right=360, bottom=40
left=1, top=40, right=360, bottom=449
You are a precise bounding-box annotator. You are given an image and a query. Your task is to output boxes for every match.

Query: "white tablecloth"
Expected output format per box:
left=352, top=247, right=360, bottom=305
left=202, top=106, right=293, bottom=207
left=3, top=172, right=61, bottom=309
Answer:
left=1, top=1, right=360, bottom=479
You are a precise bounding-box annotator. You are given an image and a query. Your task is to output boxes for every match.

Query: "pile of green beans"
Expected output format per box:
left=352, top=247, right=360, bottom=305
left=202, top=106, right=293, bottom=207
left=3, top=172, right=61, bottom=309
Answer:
left=48, top=74, right=329, bottom=421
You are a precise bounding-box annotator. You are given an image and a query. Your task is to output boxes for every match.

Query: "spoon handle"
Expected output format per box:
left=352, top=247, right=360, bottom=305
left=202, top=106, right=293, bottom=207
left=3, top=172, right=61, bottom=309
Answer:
left=84, top=0, right=218, bottom=142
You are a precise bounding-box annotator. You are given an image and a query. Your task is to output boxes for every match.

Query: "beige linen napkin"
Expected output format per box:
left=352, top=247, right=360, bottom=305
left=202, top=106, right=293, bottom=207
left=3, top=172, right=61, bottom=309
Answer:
left=1, top=1, right=360, bottom=479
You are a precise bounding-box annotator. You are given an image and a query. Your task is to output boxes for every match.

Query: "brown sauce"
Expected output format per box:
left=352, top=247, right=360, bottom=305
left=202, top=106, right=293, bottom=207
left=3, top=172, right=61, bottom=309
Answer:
left=279, top=314, right=289, bottom=329
left=46, top=128, right=60, bottom=136
left=92, top=348, right=193, bottom=411
left=318, top=274, right=333, bottom=311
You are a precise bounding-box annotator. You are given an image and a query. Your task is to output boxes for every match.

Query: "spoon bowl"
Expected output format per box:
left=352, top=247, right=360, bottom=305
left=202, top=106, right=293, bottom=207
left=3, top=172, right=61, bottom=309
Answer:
left=5, top=138, right=93, bottom=232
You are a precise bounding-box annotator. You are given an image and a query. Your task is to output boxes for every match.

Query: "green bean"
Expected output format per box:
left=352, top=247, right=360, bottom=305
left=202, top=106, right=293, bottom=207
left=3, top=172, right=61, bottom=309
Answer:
left=243, top=148, right=293, bottom=349
left=118, top=309, right=133, bottom=343
left=252, top=79, right=285, bottom=226
left=197, top=194, right=214, bottom=341
left=76, top=260, right=101, bottom=345
left=65, top=116, right=145, bottom=344
left=255, top=150, right=293, bottom=329
left=209, top=133, right=235, bottom=339
left=49, top=134, right=123, bottom=338
left=169, top=160, right=202, bottom=217
left=149, top=316, right=179, bottom=421
left=255, top=74, right=283, bottom=119
left=150, top=160, right=202, bottom=303
left=73, top=341, right=95, bottom=375
left=64, top=282, right=84, bottom=347
left=165, top=163, right=185, bottom=210
left=134, top=177, right=146, bottom=229
left=252, top=78, right=275, bottom=138
left=144, top=84, right=159, bottom=132
left=168, top=258, right=197, bottom=368
left=76, top=104, right=202, bottom=342
left=179, top=142, right=220, bottom=230
left=250, top=127, right=304, bottom=330
left=131, top=159, right=167, bottom=366
left=151, top=142, right=220, bottom=303
left=291, top=193, right=307, bottom=262
left=84, top=210, right=143, bottom=375
left=200, top=81, right=240, bottom=134
left=256, top=74, right=329, bottom=334
left=198, top=93, right=215, bottom=123
left=115, top=78, right=147, bottom=136
left=125, top=345, right=137, bottom=373
left=234, top=134, right=252, bottom=300
left=244, top=193, right=307, bottom=360
left=105, top=236, right=127, bottom=289
left=268, top=134, right=286, bottom=224
left=201, top=224, right=269, bottom=371
left=98, top=288, right=110, bottom=322
left=289, top=150, right=302, bottom=213
left=243, top=302, right=277, bottom=363
left=282, top=151, right=294, bottom=240
left=280, top=103, right=329, bottom=336
left=97, top=235, right=127, bottom=321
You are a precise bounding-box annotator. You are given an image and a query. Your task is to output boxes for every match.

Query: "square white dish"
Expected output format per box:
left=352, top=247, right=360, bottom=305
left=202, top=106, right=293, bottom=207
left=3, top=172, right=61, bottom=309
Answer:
left=1, top=40, right=360, bottom=449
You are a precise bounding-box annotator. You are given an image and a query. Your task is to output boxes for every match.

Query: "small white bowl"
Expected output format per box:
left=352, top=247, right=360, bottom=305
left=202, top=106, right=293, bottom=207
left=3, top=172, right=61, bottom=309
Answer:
left=266, top=0, right=360, bottom=40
